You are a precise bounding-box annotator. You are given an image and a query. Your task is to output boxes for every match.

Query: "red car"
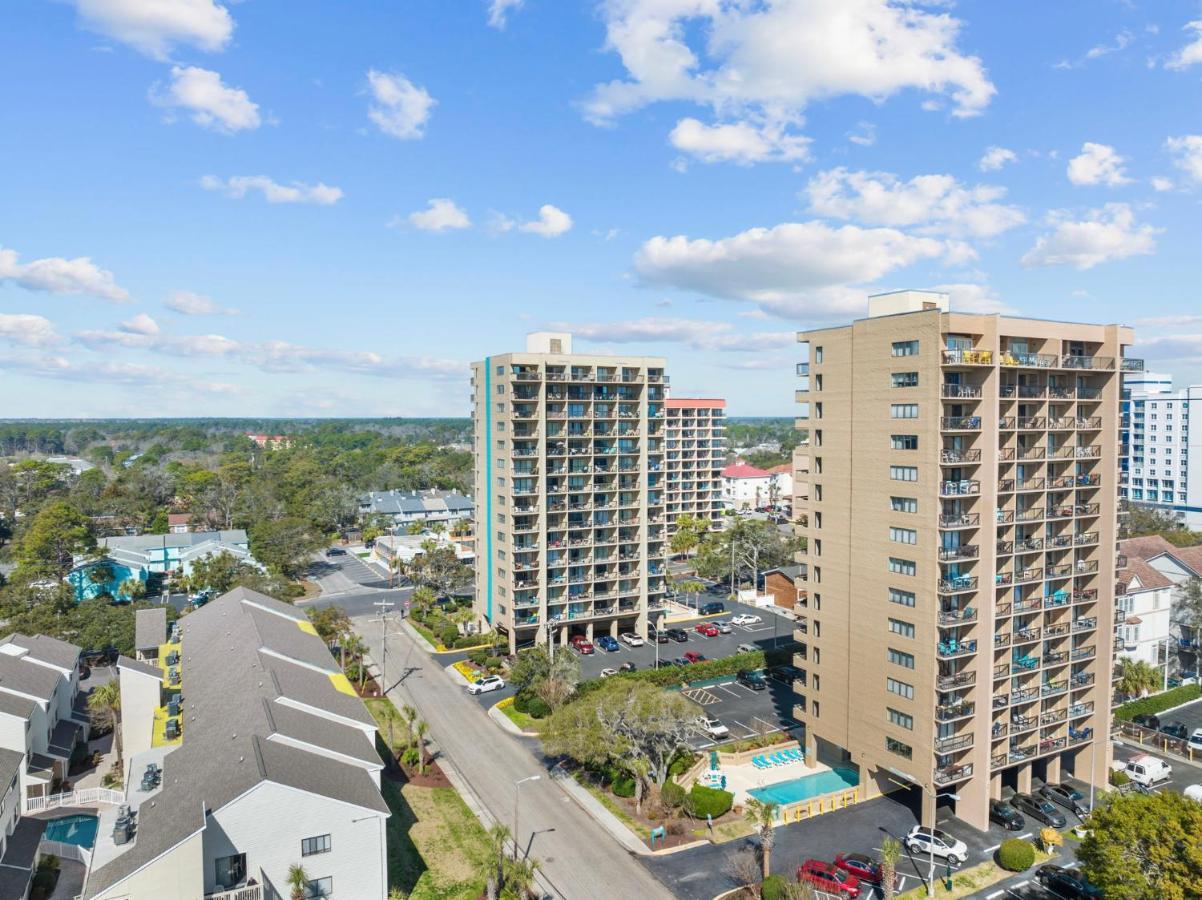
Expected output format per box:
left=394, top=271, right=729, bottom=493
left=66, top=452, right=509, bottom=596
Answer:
left=694, top=622, right=719, bottom=637
left=570, top=636, right=595, bottom=655
left=834, top=853, right=892, bottom=887
left=798, top=860, right=860, bottom=898
left=682, top=650, right=705, bottom=664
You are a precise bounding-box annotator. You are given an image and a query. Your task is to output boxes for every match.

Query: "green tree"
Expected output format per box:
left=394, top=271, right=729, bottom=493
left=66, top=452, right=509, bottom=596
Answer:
left=88, top=679, right=123, bottom=765
left=694, top=518, right=802, bottom=589
left=744, top=797, right=779, bottom=880
left=118, top=578, right=147, bottom=601
left=1079, top=790, right=1202, bottom=899
left=16, top=501, right=96, bottom=577
left=406, top=541, right=472, bottom=597
left=250, top=516, right=324, bottom=578
left=287, top=863, right=309, bottom=900
left=669, top=514, right=707, bottom=563
left=879, top=836, right=901, bottom=900
left=1114, top=658, right=1161, bottom=699
left=187, top=551, right=253, bottom=595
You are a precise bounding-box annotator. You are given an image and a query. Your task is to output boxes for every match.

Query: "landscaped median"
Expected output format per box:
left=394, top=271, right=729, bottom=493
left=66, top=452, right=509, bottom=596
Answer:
left=494, top=695, right=542, bottom=734
left=895, top=839, right=1056, bottom=900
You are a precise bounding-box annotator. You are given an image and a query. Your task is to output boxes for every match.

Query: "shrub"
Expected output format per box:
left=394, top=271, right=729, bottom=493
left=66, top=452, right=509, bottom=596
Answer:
left=1115, top=684, right=1202, bottom=721
left=668, top=750, right=697, bottom=777
left=468, top=648, right=489, bottom=667
left=997, top=838, right=1035, bottom=872
left=1109, top=769, right=1130, bottom=787
left=761, top=874, right=788, bottom=900
left=438, top=623, right=460, bottom=648
left=401, top=747, right=420, bottom=768
left=454, top=635, right=484, bottom=649
left=574, top=645, right=799, bottom=696
left=661, top=780, right=686, bottom=811
left=513, top=691, right=532, bottom=714
left=612, top=775, right=636, bottom=798
left=526, top=696, right=551, bottom=719
left=485, top=655, right=504, bottom=671
left=686, top=784, right=733, bottom=818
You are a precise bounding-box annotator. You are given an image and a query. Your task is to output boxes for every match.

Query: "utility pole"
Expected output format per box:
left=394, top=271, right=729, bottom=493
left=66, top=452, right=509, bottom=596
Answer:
left=373, top=598, right=395, bottom=693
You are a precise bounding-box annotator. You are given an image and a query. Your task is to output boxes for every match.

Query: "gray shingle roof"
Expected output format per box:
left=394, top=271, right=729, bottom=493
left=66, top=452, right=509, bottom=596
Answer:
left=116, top=655, right=163, bottom=680
left=361, top=488, right=474, bottom=516
left=263, top=701, right=382, bottom=767
left=134, top=608, right=167, bottom=652
left=5, top=633, right=80, bottom=671
left=101, top=530, right=248, bottom=553
left=0, top=652, right=64, bottom=702
left=0, top=692, right=36, bottom=721
left=0, top=747, right=22, bottom=792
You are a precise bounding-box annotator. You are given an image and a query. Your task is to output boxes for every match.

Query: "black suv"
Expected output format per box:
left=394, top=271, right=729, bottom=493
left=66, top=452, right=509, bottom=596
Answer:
left=1132, top=713, right=1161, bottom=731
left=646, top=624, right=670, bottom=644
left=1160, top=720, right=1189, bottom=741
left=700, top=601, right=726, bottom=615
left=666, top=628, right=689, bottom=643
left=736, top=669, right=767, bottom=690
left=988, top=799, right=1025, bottom=831
left=1036, top=865, right=1103, bottom=899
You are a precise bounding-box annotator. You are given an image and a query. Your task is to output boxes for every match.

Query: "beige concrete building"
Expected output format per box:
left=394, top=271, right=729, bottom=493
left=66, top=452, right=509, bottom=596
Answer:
left=665, top=398, right=726, bottom=531
left=791, top=290, right=1138, bottom=831
left=471, top=333, right=670, bottom=651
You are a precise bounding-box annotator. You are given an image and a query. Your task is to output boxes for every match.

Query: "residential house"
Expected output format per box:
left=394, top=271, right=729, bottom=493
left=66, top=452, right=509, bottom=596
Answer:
left=722, top=462, right=793, bottom=510
left=245, top=434, right=293, bottom=450
left=359, top=489, right=474, bottom=529
left=166, top=513, right=192, bottom=534
left=1116, top=535, right=1202, bottom=679
left=0, top=745, right=42, bottom=900
left=134, top=609, right=168, bottom=664
left=762, top=565, right=808, bottom=611
left=69, top=530, right=256, bottom=601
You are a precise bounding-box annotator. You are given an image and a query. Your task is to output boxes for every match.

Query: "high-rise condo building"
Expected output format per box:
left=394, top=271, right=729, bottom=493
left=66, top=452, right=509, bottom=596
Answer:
left=791, top=290, right=1138, bottom=830
left=665, top=398, right=727, bottom=532
left=471, top=333, right=670, bottom=652
left=1119, top=371, right=1202, bottom=530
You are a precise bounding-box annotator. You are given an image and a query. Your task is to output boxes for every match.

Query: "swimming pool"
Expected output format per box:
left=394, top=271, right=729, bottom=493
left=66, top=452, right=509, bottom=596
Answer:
left=747, top=766, right=860, bottom=805
left=44, top=814, right=99, bottom=848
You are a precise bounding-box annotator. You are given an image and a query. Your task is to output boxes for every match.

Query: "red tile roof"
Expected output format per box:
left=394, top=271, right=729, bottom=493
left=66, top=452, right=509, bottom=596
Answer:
left=766, top=463, right=792, bottom=474
left=722, top=463, right=770, bottom=479
left=1118, top=535, right=1202, bottom=592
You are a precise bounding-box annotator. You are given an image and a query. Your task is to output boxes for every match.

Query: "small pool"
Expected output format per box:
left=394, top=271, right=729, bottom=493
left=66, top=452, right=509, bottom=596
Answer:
left=44, top=814, right=98, bottom=848
left=747, top=766, right=860, bottom=805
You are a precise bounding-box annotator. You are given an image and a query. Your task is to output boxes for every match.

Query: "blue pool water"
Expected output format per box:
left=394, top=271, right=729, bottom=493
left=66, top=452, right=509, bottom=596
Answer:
left=747, top=767, right=860, bottom=805
left=44, top=814, right=98, bottom=847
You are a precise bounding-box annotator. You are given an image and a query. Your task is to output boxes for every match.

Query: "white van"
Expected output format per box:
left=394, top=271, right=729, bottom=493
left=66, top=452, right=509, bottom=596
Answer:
left=1124, top=753, right=1172, bottom=787
left=1184, top=784, right=1202, bottom=802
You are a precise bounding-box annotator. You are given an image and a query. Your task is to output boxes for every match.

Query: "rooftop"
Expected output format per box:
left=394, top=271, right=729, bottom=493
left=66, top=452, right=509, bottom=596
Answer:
left=100, top=530, right=249, bottom=553
left=134, top=608, right=168, bottom=652
left=723, top=463, right=771, bottom=479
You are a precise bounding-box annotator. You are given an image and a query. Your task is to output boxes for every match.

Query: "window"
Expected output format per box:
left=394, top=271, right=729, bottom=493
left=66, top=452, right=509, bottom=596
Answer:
left=889, top=618, right=916, bottom=638
left=888, top=648, right=915, bottom=668
left=891, top=497, right=918, bottom=514
left=214, top=854, right=247, bottom=891
left=891, top=404, right=919, bottom=419
left=815, top=346, right=824, bottom=363
left=890, top=588, right=916, bottom=607
left=887, top=677, right=914, bottom=699
left=890, top=526, right=917, bottom=544
left=891, top=434, right=918, bottom=450
left=892, top=340, right=919, bottom=357
left=891, top=372, right=919, bottom=388
left=890, top=466, right=918, bottom=482
left=888, top=558, right=916, bottom=576
left=302, top=834, right=332, bottom=857
left=886, top=737, right=913, bottom=760
left=305, top=877, right=334, bottom=900
left=888, top=708, right=914, bottom=730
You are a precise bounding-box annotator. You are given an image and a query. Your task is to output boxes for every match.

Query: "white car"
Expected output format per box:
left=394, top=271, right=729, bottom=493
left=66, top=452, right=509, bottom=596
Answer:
left=1189, top=729, right=1202, bottom=753
left=731, top=614, right=762, bottom=626
left=620, top=632, right=645, bottom=647
left=904, top=827, right=967, bottom=865
left=467, top=675, right=505, bottom=695
left=600, top=668, right=619, bottom=678
left=698, top=716, right=730, bottom=738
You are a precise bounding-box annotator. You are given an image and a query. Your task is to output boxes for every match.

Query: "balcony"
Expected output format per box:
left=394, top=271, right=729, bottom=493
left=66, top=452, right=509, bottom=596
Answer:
left=936, top=702, right=975, bottom=722
left=939, top=607, right=979, bottom=625
left=940, top=480, right=980, bottom=497
left=943, top=349, right=994, bottom=365
left=1071, top=644, right=1096, bottom=660
left=1062, top=355, right=1114, bottom=370
left=206, top=887, right=263, bottom=900
left=1121, top=357, right=1145, bottom=372
left=1054, top=445, right=1102, bottom=459
left=933, top=763, right=974, bottom=786
left=1017, top=446, right=1046, bottom=461
left=999, top=351, right=1058, bottom=368
left=937, top=638, right=978, bottom=658
left=942, top=383, right=983, bottom=399
left=938, top=577, right=979, bottom=595
left=939, top=545, right=979, bottom=562
left=1042, top=680, right=1068, bottom=698
left=1017, top=416, right=1046, bottom=430
left=934, top=733, right=974, bottom=753
left=939, top=512, right=980, bottom=529
left=1001, top=384, right=1047, bottom=399
left=937, top=671, right=976, bottom=690
left=941, top=416, right=982, bottom=431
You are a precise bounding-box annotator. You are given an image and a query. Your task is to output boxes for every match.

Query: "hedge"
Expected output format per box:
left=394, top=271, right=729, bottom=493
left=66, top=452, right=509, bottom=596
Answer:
left=612, top=776, right=636, bottom=798
left=1109, top=769, right=1130, bottom=787
left=661, top=780, right=685, bottom=810
left=761, top=874, right=788, bottom=900
left=686, top=783, right=733, bottom=818
left=997, top=839, right=1035, bottom=872
left=1115, top=684, right=1202, bottom=721
left=526, top=696, right=551, bottom=719
left=575, top=643, right=799, bottom=696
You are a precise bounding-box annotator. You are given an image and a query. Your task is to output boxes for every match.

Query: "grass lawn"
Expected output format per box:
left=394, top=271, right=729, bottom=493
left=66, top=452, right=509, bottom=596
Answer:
left=573, top=774, right=651, bottom=839
left=496, top=696, right=541, bottom=733
left=898, top=848, right=1056, bottom=899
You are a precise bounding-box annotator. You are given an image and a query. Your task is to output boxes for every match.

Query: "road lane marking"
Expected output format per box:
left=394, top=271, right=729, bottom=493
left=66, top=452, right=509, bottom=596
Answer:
left=1017, top=832, right=1032, bottom=840
left=986, top=891, right=1004, bottom=899
left=984, top=844, right=1000, bottom=853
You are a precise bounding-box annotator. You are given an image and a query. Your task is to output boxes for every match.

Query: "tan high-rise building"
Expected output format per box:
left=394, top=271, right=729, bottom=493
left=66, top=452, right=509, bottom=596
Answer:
left=471, top=333, right=670, bottom=652
left=791, top=290, right=1138, bottom=830
left=665, top=398, right=727, bottom=532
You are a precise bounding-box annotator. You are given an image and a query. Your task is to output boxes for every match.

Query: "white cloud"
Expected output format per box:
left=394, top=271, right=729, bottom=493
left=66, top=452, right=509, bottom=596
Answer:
left=1066, top=142, right=1130, bottom=186
left=847, top=121, right=876, bottom=147
left=406, top=198, right=471, bottom=232
left=978, top=146, right=1017, bottom=172
left=633, top=220, right=955, bottom=319
left=1136, top=333, right=1202, bottom=360
left=932, top=283, right=1014, bottom=314
left=804, top=168, right=1026, bottom=238
left=1166, top=20, right=1202, bottom=70
left=1151, top=176, right=1175, bottom=192
left=507, top=204, right=573, bottom=238
left=553, top=317, right=794, bottom=352
left=66, top=0, right=234, bottom=59
left=0, top=246, right=130, bottom=302
left=669, top=117, right=810, bottom=165
left=584, top=0, right=995, bottom=134
left=164, top=290, right=238, bottom=316
left=1020, top=203, right=1158, bottom=270
left=0, top=314, right=60, bottom=347
left=200, top=175, right=343, bottom=205
left=1056, top=31, right=1134, bottom=69
left=119, top=313, right=159, bottom=335
left=1166, top=135, right=1202, bottom=185
left=151, top=65, right=260, bottom=133
left=1136, top=313, right=1202, bottom=329
left=487, top=0, right=524, bottom=29
left=366, top=70, right=435, bottom=140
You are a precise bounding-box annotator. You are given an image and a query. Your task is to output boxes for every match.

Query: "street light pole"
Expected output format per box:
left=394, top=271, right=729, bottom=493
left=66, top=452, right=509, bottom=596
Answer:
left=373, top=598, right=395, bottom=693
left=513, top=775, right=541, bottom=860
left=925, top=790, right=959, bottom=897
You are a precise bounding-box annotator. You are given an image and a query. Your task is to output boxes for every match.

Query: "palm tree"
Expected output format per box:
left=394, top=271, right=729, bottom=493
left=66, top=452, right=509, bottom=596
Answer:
left=412, top=719, right=429, bottom=774
left=1115, top=658, right=1161, bottom=698
left=398, top=704, right=418, bottom=751
left=118, top=578, right=146, bottom=601
left=879, top=836, right=902, bottom=900
left=501, top=854, right=540, bottom=899
left=88, top=680, right=123, bottom=765
left=341, top=633, right=367, bottom=689
left=287, top=863, right=309, bottom=900
left=744, top=797, right=779, bottom=880
left=484, top=823, right=511, bottom=900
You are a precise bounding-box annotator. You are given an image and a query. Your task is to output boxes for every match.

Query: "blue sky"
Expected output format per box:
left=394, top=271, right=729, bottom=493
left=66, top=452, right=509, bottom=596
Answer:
left=3, top=1, right=1202, bottom=418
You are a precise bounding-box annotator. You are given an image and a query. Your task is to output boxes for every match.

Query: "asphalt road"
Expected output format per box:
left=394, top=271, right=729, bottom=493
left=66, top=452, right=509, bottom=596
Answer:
left=353, top=612, right=674, bottom=900
left=301, top=549, right=414, bottom=617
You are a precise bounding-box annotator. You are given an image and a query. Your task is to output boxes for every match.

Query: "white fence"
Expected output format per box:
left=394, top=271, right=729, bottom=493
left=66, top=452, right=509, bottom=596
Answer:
left=25, top=787, right=123, bottom=814
left=38, top=838, right=92, bottom=867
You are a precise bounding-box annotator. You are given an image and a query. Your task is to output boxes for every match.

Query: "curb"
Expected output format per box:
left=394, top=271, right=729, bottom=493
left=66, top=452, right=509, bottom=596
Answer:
left=551, top=765, right=653, bottom=856
left=489, top=702, right=539, bottom=737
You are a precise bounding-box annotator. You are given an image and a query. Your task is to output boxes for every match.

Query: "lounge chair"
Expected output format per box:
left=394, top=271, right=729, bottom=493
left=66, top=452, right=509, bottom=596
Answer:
left=752, top=756, right=767, bottom=769
left=786, top=748, right=802, bottom=761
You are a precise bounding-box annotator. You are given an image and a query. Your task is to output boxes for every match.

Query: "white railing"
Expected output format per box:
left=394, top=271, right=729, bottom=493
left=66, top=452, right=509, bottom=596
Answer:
left=38, top=838, right=92, bottom=866
left=205, top=885, right=263, bottom=900
left=26, top=787, right=123, bottom=813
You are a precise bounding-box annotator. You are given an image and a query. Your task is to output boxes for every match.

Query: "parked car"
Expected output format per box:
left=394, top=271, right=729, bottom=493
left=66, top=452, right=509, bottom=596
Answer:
left=1184, top=784, right=1202, bottom=802
left=1035, top=864, right=1104, bottom=899
left=1124, top=752, right=1172, bottom=787
left=989, top=799, right=1026, bottom=831
left=1039, top=783, right=1090, bottom=818
left=467, top=675, right=505, bottom=695
left=682, top=651, right=705, bottom=664
left=834, top=853, right=892, bottom=887
left=1188, top=728, right=1202, bottom=752
left=599, top=668, right=618, bottom=679
left=654, top=659, right=678, bottom=669
left=618, top=661, right=637, bottom=673
left=698, top=716, right=730, bottom=739
left=326, top=547, right=346, bottom=556
left=736, top=643, right=759, bottom=654
left=620, top=632, right=644, bottom=647
left=700, top=601, right=726, bottom=615
left=768, top=664, right=803, bottom=684
left=715, top=621, right=732, bottom=634
left=666, top=628, right=689, bottom=643
left=1161, top=720, right=1189, bottom=741
left=596, top=635, right=620, bottom=653
left=570, top=636, right=595, bottom=655
left=646, top=624, right=669, bottom=644
left=731, top=613, right=762, bottom=626
left=904, top=827, right=968, bottom=865
left=736, top=669, right=767, bottom=690
left=694, top=622, right=719, bottom=637
left=1012, top=793, right=1067, bottom=829
left=797, top=860, right=860, bottom=898
left=1131, top=713, right=1161, bottom=731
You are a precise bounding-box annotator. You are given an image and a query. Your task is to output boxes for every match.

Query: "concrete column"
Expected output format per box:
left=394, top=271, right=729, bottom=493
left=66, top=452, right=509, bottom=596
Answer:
left=585, top=622, right=594, bottom=641
left=921, top=790, right=937, bottom=828
left=1016, top=763, right=1032, bottom=794
left=560, top=626, right=568, bottom=646
left=804, top=731, right=818, bottom=769
left=610, top=619, right=620, bottom=637
left=1045, top=753, right=1062, bottom=785
left=956, top=780, right=989, bottom=832
left=989, top=772, right=1002, bottom=800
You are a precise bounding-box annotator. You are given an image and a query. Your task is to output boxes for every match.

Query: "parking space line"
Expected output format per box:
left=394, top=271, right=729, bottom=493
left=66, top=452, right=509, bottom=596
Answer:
left=1017, top=832, right=1032, bottom=840
left=984, top=844, right=1000, bottom=853
left=986, top=891, right=1003, bottom=899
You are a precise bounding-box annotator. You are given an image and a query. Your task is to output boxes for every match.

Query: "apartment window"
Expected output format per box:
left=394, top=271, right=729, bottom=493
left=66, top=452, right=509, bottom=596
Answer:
left=305, top=877, right=334, bottom=899
left=302, top=834, right=332, bottom=857
left=887, top=677, right=914, bottom=700
left=214, top=854, right=247, bottom=891
left=892, top=340, right=919, bottom=357
left=496, top=365, right=504, bottom=375
left=890, top=497, right=918, bottom=514
left=888, top=558, right=916, bottom=576
left=887, top=708, right=914, bottom=730
left=890, top=527, right=917, bottom=544
left=889, top=588, right=916, bottom=607
left=890, top=466, right=918, bottom=482
left=888, top=648, right=915, bottom=668
left=891, top=372, right=919, bottom=388
left=889, top=618, right=916, bottom=639
left=891, top=434, right=918, bottom=450
left=891, top=404, right=919, bottom=419
left=815, top=346, right=824, bottom=363
left=886, top=737, right=913, bottom=760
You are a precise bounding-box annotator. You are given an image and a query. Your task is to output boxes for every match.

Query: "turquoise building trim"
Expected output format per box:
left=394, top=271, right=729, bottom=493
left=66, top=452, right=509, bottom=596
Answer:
left=68, top=559, right=145, bottom=603
left=485, top=356, right=494, bottom=620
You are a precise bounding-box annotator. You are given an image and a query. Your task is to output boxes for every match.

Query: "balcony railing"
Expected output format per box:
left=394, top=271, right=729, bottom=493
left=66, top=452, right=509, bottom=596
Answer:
left=939, top=545, right=979, bottom=561
left=936, top=702, right=975, bottom=722
left=941, top=480, right=980, bottom=497
left=933, top=763, right=974, bottom=785
left=1000, top=351, right=1058, bottom=368
left=939, top=512, right=980, bottom=528
left=1017, top=416, right=1046, bottom=430
left=934, top=733, right=974, bottom=753
left=937, top=639, right=978, bottom=658
left=941, top=416, right=982, bottom=431
left=1121, top=357, right=1145, bottom=372
left=937, top=671, right=976, bottom=690
left=943, top=349, right=994, bottom=365
left=1062, top=355, right=1114, bottom=370
left=1001, top=384, right=1047, bottom=399
left=939, top=577, right=979, bottom=595
left=942, top=383, right=983, bottom=399
left=941, top=448, right=982, bottom=464
left=939, top=607, right=978, bottom=625
left=206, top=887, right=263, bottom=900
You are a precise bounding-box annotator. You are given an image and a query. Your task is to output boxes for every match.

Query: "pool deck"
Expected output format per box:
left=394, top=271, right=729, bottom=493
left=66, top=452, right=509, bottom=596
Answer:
left=700, top=755, right=834, bottom=807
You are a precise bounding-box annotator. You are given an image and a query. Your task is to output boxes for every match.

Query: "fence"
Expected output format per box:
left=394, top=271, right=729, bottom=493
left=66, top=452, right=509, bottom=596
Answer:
left=25, top=787, right=123, bottom=814
left=778, top=788, right=861, bottom=823
left=38, top=838, right=92, bottom=867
